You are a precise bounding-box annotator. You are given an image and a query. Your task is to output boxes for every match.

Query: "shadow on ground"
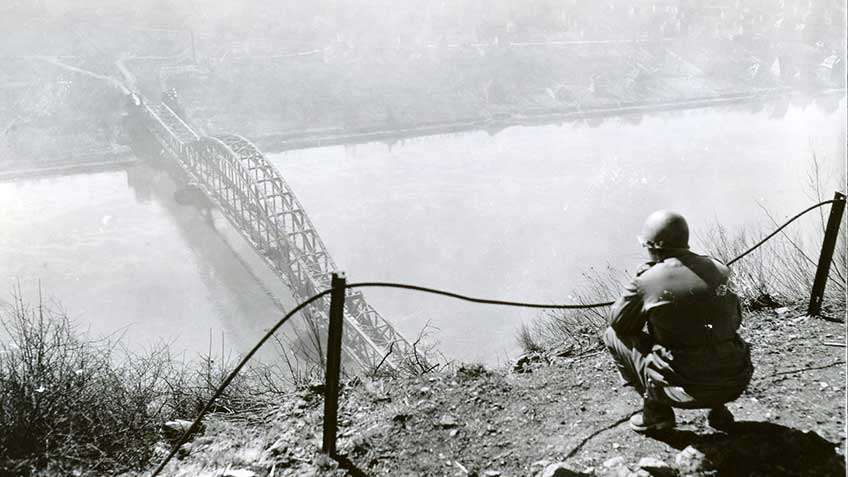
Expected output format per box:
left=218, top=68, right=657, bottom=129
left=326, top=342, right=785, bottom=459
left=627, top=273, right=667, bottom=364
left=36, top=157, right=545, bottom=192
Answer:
left=653, top=421, right=845, bottom=476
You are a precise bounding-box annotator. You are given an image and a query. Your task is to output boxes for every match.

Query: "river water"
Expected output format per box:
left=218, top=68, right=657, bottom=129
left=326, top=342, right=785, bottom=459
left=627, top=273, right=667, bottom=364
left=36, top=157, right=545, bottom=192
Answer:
left=1, top=98, right=845, bottom=364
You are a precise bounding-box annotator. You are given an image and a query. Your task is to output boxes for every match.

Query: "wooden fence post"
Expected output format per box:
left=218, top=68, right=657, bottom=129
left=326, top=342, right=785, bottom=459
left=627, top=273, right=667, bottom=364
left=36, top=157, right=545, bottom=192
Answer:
left=322, top=272, right=346, bottom=456
left=808, top=192, right=846, bottom=316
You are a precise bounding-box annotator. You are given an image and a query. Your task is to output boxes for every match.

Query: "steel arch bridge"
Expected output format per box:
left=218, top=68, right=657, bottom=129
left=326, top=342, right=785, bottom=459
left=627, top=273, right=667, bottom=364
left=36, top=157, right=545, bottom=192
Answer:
left=135, top=98, right=412, bottom=371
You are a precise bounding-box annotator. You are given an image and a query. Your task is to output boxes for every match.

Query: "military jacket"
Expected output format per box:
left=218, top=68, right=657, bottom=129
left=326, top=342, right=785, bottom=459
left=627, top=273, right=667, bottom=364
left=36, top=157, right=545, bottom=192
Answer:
left=610, top=250, right=753, bottom=399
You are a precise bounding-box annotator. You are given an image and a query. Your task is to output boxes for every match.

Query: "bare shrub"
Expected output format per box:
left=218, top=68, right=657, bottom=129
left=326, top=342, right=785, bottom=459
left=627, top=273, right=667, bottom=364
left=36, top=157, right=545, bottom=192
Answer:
left=697, top=221, right=789, bottom=309
left=284, top=311, right=327, bottom=370
left=392, top=320, right=444, bottom=376
left=517, top=266, right=627, bottom=355
left=0, top=290, right=163, bottom=474
left=156, top=348, right=272, bottom=420
left=357, top=321, right=446, bottom=379
left=697, top=203, right=846, bottom=312
left=0, top=288, right=297, bottom=475
left=516, top=323, right=545, bottom=354
left=254, top=332, right=324, bottom=391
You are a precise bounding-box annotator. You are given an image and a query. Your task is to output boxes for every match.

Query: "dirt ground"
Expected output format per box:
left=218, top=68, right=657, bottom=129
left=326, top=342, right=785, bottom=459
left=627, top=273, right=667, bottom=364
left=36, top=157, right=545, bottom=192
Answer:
left=145, top=305, right=846, bottom=477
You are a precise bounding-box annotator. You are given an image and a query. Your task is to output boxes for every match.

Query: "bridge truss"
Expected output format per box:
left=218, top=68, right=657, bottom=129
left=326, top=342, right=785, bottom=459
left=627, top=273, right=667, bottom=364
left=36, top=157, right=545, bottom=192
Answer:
left=136, top=99, right=412, bottom=371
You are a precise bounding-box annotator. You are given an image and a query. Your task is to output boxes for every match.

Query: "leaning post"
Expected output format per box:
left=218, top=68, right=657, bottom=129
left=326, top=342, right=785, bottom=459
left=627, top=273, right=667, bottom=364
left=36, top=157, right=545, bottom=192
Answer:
left=322, top=272, right=346, bottom=456
left=808, top=191, right=846, bottom=316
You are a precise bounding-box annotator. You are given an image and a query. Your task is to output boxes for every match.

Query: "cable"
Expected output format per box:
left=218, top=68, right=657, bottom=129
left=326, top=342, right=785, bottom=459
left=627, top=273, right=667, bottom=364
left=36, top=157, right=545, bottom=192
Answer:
left=726, top=199, right=841, bottom=266
left=346, top=282, right=615, bottom=308
left=149, top=196, right=843, bottom=476
left=149, top=289, right=331, bottom=477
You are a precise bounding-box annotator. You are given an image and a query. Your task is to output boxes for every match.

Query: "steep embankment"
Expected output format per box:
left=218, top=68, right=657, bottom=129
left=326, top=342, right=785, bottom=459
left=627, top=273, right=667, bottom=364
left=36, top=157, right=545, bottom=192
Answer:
left=139, top=305, right=845, bottom=477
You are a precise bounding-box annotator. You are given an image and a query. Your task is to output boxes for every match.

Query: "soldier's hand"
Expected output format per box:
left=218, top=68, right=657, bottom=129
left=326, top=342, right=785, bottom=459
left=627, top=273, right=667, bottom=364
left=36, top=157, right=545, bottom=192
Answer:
left=645, top=345, right=680, bottom=386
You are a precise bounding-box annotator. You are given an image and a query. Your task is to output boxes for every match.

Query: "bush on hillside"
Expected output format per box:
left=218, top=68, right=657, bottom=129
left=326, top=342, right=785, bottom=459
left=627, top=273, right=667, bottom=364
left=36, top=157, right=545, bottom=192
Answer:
left=0, top=289, right=292, bottom=475
left=0, top=292, right=165, bottom=474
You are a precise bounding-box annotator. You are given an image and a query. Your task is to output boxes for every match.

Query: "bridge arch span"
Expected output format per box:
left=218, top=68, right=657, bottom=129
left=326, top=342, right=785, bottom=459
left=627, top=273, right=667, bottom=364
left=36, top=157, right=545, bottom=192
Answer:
left=137, top=99, right=414, bottom=371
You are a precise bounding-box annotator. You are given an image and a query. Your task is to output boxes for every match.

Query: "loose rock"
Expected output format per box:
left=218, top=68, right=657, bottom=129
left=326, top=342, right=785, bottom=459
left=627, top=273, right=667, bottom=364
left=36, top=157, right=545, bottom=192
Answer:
left=540, top=462, right=585, bottom=477
left=513, top=352, right=549, bottom=373
left=438, top=414, right=459, bottom=428
left=603, top=456, right=626, bottom=468
left=675, top=446, right=715, bottom=476
left=222, top=470, right=257, bottom=477
left=162, top=419, right=203, bottom=442
left=637, top=457, right=668, bottom=470
left=637, top=456, right=675, bottom=476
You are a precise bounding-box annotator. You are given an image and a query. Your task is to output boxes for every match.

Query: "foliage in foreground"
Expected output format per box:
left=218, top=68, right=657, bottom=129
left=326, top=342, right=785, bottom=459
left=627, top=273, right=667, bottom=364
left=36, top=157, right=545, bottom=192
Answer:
left=0, top=294, right=156, bottom=474
left=0, top=290, right=295, bottom=476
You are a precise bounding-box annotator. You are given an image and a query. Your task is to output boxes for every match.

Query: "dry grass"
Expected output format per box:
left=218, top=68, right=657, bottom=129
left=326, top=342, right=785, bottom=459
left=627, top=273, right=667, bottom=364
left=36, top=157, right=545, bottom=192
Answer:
left=0, top=287, right=297, bottom=475
left=280, top=309, right=444, bottom=381
left=0, top=290, right=163, bottom=474
left=517, top=265, right=627, bottom=355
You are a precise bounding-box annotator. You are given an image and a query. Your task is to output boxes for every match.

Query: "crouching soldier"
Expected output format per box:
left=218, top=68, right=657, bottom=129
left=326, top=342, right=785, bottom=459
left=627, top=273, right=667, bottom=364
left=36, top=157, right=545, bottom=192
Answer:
left=603, top=210, right=753, bottom=433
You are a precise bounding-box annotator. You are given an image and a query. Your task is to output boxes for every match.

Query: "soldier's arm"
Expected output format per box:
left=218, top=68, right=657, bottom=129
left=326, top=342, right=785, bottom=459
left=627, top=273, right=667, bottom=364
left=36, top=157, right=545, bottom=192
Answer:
left=721, top=269, right=744, bottom=330
left=609, top=276, right=647, bottom=335
left=733, top=297, right=744, bottom=329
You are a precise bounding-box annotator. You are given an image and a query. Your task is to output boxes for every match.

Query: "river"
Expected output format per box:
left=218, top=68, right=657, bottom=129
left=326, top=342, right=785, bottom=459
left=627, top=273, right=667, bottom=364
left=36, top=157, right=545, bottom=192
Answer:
left=1, top=97, right=845, bottom=364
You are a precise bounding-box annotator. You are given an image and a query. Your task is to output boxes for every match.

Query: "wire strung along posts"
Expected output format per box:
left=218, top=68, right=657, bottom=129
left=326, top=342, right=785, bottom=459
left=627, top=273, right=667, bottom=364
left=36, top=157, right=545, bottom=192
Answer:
left=322, top=272, right=347, bottom=456
left=808, top=191, right=846, bottom=316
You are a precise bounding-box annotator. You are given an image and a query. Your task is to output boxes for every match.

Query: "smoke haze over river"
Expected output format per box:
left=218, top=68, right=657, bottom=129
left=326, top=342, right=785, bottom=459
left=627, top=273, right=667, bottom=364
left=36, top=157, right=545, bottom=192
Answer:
left=1, top=99, right=845, bottom=363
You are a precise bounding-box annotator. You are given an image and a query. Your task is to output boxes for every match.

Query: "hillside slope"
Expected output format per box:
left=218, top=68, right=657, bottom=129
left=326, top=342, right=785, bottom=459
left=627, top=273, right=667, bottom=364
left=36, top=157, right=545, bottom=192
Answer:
left=142, top=306, right=846, bottom=477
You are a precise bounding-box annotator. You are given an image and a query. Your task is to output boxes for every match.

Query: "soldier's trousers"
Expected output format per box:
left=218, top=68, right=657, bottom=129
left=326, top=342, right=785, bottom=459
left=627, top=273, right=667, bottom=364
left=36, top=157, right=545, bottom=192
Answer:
left=602, top=327, right=747, bottom=409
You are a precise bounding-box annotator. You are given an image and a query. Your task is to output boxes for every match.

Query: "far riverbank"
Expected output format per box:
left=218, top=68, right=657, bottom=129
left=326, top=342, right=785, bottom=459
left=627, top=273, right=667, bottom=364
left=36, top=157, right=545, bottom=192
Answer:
left=2, top=87, right=843, bottom=181
left=251, top=87, right=846, bottom=152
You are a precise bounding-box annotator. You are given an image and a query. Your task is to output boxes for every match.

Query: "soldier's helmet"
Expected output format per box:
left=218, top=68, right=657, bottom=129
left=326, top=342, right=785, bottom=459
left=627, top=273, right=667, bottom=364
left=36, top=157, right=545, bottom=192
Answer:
left=638, top=210, right=689, bottom=250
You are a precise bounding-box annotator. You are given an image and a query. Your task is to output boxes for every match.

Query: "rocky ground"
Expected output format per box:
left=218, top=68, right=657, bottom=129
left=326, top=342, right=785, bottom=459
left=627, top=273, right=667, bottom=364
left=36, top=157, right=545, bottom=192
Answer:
left=139, top=304, right=845, bottom=477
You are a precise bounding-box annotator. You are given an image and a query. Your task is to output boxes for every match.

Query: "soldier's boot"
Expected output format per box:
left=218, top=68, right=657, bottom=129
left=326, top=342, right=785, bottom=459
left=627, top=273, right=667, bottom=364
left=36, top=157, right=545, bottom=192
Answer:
left=707, top=405, right=735, bottom=431
left=630, top=400, right=676, bottom=433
